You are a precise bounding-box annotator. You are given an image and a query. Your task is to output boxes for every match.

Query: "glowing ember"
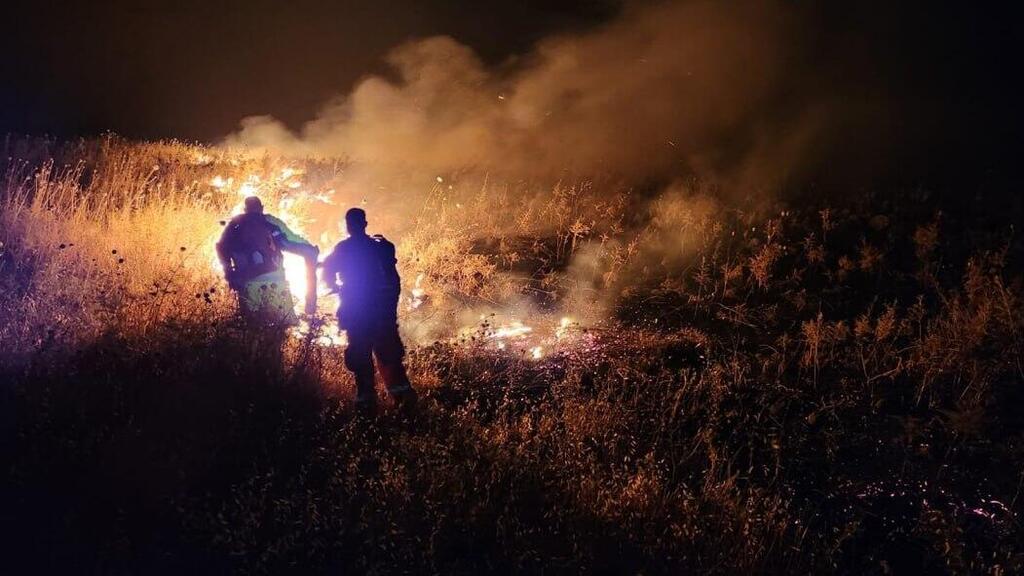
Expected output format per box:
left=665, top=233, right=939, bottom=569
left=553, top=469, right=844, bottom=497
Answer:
left=454, top=315, right=590, bottom=359
left=191, top=152, right=215, bottom=166
left=488, top=321, right=533, bottom=340
left=237, top=177, right=259, bottom=197
left=290, top=319, right=347, bottom=348
left=315, top=190, right=336, bottom=204
left=408, top=273, right=426, bottom=310
left=555, top=316, right=577, bottom=339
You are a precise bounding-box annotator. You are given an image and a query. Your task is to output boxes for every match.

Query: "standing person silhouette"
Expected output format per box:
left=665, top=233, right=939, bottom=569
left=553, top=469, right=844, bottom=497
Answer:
left=322, top=208, right=417, bottom=414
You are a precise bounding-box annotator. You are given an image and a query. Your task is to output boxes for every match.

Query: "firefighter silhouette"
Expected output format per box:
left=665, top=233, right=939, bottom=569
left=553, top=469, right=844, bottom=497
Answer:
left=216, top=196, right=319, bottom=325
left=322, top=208, right=417, bottom=413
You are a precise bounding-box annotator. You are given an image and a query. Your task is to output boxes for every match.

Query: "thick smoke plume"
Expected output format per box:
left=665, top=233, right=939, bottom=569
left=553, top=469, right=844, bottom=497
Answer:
left=222, top=0, right=917, bottom=338
left=227, top=0, right=828, bottom=191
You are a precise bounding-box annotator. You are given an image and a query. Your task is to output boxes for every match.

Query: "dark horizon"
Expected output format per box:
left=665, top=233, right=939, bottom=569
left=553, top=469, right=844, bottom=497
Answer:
left=1, top=1, right=1021, bottom=189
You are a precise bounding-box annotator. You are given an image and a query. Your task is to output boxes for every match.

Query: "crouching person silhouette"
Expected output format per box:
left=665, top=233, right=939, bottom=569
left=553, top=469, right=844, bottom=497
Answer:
left=323, top=208, right=417, bottom=415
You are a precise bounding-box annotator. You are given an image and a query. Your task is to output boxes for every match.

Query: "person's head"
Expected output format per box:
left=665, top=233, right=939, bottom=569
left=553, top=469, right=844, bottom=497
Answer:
left=345, top=207, right=368, bottom=236
left=243, top=196, right=264, bottom=214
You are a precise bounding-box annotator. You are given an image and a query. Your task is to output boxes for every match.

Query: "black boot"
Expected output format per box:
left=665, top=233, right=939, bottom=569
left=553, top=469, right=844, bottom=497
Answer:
left=354, top=398, right=378, bottom=419
left=393, top=388, right=418, bottom=417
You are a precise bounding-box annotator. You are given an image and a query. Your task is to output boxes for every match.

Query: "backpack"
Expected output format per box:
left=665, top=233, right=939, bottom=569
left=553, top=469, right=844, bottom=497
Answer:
left=371, top=234, right=400, bottom=296
left=228, top=214, right=283, bottom=281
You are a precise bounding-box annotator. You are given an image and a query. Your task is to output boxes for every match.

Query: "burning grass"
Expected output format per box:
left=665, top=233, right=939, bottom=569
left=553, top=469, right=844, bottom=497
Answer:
left=1, top=136, right=1023, bottom=573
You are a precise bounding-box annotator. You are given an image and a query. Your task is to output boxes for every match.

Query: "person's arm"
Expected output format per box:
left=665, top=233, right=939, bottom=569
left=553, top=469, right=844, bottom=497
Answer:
left=321, top=245, right=342, bottom=293
left=265, top=214, right=320, bottom=313
left=215, top=224, right=232, bottom=270
left=264, top=214, right=319, bottom=260
left=215, top=222, right=240, bottom=287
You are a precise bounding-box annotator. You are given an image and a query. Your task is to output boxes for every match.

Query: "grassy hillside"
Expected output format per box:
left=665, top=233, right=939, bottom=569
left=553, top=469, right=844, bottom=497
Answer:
left=1, top=136, right=1021, bottom=574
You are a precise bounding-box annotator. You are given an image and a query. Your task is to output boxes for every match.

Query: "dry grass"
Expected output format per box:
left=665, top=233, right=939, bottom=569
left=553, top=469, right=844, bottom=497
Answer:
left=1, top=136, right=1022, bottom=574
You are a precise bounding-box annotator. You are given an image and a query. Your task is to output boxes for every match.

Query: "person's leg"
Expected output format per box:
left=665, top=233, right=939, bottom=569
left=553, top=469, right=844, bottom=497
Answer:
left=241, top=280, right=265, bottom=319
left=244, top=273, right=297, bottom=327
left=239, top=280, right=288, bottom=379
left=264, top=278, right=298, bottom=327
left=344, top=325, right=377, bottom=412
left=372, top=317, right=416, bottom=405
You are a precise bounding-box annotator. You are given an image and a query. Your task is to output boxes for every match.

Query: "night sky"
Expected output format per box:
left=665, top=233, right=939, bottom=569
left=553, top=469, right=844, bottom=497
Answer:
left=1, top=0, right=1020, bottom=184
left=1, top=0, right=616, bottom=140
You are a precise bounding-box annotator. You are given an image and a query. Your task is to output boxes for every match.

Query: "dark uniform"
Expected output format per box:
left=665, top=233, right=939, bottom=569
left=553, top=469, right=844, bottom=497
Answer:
left=322, top=232, right=415, bottom=408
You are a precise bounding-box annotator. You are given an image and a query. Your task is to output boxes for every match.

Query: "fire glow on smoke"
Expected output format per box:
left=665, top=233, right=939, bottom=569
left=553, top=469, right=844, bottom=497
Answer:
left=207, top=165, right=587, bottom=358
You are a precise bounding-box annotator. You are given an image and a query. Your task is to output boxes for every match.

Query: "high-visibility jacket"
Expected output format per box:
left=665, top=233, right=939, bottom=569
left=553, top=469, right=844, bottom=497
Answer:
left=216, top=213, right=319, bottom=319
left=216, top=213, right=316, bottom=282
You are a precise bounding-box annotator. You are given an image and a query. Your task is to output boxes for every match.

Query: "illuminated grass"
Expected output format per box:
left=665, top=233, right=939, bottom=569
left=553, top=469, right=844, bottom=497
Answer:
left=1, top=136, right=1021, bottom=573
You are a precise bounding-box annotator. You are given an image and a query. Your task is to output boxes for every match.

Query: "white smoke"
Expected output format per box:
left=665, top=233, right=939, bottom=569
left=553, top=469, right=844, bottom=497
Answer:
left=226, top=0, right=829, bottom=191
